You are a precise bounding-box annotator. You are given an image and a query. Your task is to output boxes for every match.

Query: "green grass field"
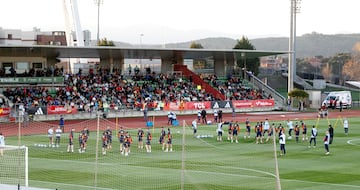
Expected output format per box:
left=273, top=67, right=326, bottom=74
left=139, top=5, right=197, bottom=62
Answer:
left=2, top=117, right=360, bottom=190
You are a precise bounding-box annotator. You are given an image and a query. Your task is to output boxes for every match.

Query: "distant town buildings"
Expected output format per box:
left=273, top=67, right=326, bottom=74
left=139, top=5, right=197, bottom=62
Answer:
left=0, top=27, right=91, bottom=46
left=260, top=56, right=288, bottom=73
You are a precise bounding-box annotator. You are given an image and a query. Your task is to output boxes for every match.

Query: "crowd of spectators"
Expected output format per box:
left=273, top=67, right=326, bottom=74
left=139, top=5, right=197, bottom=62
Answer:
left=203, top=74, right=268, bottom=101
left=0, top=66, right=64, bottom=77
left=1, top=68, right=270, bottom=113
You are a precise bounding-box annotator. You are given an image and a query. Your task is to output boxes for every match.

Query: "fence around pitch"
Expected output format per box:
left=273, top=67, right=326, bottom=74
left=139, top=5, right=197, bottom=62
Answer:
left=0, top=116, right=280, bottom=190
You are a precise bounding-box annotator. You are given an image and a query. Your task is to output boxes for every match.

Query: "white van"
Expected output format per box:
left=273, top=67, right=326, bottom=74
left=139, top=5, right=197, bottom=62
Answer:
left=322, top=91, right=352, bottom=109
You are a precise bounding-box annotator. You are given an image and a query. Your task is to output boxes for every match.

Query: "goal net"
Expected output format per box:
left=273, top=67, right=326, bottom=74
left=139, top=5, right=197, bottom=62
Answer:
left=0, top=145, right=28, bottom=188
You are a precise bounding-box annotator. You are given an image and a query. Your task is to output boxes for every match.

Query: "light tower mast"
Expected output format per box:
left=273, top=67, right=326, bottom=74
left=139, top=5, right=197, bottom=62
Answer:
left=62, top=0, right=86, bottom=73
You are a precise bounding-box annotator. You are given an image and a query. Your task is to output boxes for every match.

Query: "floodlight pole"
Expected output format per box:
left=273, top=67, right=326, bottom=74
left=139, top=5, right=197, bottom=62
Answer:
left=95, top=0, right=103, bottom=45
left=288, top=0, right=301, bottom=99
left=140, top=34, right=144, bottom=71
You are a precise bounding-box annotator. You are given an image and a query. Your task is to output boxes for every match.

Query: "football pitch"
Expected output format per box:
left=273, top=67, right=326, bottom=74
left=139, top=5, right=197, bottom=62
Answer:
left=3, top=117, right=360, bottom=190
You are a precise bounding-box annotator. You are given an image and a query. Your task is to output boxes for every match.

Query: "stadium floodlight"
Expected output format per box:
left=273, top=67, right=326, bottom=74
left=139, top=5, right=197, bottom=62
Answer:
left=288, top=0, right=301, bottom=100
left=94, top=0, right=104, bottom=44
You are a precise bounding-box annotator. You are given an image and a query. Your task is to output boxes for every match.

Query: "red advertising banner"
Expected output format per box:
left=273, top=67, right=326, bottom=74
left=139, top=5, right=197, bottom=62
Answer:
left=232, top=99, right=274, bottom=108
left=0, top=107, right=11, bottom=117
left=47, top=106, right=78, bottom=115
left=185, top=101, right=212, bottom=110
left=163, top=101, right=212, bottom=111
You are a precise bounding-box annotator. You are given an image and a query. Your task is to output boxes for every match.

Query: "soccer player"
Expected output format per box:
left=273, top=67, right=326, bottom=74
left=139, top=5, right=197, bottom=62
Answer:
left=201, top=109, right=207, bottom=124
left=267, top=123, right=274, bottom=143
left=343, top=118, right=349, bottom=135
left=324, top=130, right=330, bottom=155
left=165, top=128, right=173, bottom=152
left=328, top=124, right=334, bottom=144
left=118, top=127, right=125, bottom=154
left=102, top=131, right=108, bottom=155
left=218, top=110, right=223, bottom=123
left=124, top=132, right=133, bottom=156
left=105, top=126, right=112, bottom=150
left=192, top=119, right=197, bottom=137
left=286, top=119, right=294, bottom=139
left=59, top=115, right=65, bottom=133
left=213, top=109, right=218, bottom=123
left=79, top=129, right=88, bottom=153
left=78, top=133, right=83, bottom=153
left=0, top=132, right=5, bottom=157
left=168, top=112, right=175, bottom=125
left=137, top=128, right=144, bottom=149
left=309, top=125, right=317, bottom=148
left=47, top=126, right=54, bottom=147
left=142, top=100, right=148, bottom=122
left=227, top=121, right=233, bottom=141
left=232, top=121, right=240, bottom=143
left=217, top=122, right=224, bottom=142
left=244, top=118, right=251, bottom=139
left=197, top=110, right=201, bottom=123
left=301, top=121, right=308, bottom=141
left=276, top=123, right=284, bottom=135
left=55, top=126, right=62, bottom=148
left=279, top=130, right=286, bottom=156
left=294, top=123, right=300, bottom=143
left=255, top=122, right=263, bottom=144
left=159, top=127, right=166, bottom=151
left=262, top=119, right=270, bottom=143
left=145, top=128, right=152, bottom=153
left=67, top=128, right=75, bottom=153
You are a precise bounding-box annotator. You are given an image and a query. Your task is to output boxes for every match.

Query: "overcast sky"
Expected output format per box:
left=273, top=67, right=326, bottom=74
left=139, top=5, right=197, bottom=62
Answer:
left=1, top=0, right=360, bottom=44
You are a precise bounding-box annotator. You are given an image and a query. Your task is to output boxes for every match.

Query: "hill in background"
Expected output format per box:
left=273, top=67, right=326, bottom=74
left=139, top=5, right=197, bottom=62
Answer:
left=110, top=32, right=360, bottom=58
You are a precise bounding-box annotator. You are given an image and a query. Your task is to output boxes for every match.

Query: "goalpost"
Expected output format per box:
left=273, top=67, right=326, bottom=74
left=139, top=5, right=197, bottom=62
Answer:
left=0, top=145, right=28, bottom=188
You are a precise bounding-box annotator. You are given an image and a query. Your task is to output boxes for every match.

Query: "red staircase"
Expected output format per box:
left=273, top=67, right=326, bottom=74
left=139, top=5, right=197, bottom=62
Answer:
left=174, top=64, right=225, bottom=100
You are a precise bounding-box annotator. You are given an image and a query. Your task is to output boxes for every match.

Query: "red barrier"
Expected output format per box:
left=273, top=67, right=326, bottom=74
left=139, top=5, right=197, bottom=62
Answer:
left=0, top=107, right=11, bottom=117
left=47, top=106, right=78, bottom=115
left=232, top=99, right=274, bottom=108
left=185, top=102, right=212, bottom=110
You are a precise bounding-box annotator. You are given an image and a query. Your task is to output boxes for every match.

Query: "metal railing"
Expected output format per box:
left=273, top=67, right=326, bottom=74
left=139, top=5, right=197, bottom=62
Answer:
left=248, top=73, right=287, bottom=107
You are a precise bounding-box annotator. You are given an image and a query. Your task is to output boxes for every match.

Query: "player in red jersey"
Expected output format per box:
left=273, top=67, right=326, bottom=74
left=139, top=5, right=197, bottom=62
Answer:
left=145, top=128, right=152, bottom=153
left=67, top=128, right=75, bottom=153
left=165, top=128, right=173, bottom=152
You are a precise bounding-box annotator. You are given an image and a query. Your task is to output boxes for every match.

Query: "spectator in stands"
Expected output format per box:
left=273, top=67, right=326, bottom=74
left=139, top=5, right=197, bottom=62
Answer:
left=9, top=66, right=16, bottom=77
left=134, top=65, right=140, bottom=75
left=3, top=70, right=268, bottom=115
left=128, top=64, right=132, bottom=76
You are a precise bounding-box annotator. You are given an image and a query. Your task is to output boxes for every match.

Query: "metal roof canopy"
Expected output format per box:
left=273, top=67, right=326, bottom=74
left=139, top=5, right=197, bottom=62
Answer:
left=0, top=45, right=288, bottom=61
